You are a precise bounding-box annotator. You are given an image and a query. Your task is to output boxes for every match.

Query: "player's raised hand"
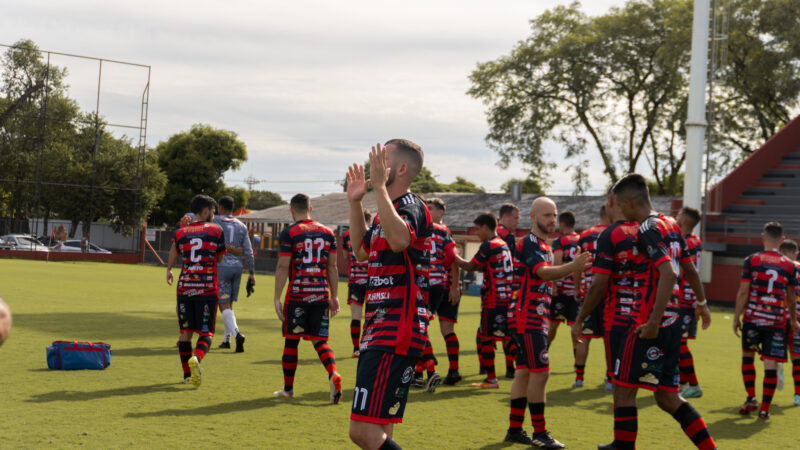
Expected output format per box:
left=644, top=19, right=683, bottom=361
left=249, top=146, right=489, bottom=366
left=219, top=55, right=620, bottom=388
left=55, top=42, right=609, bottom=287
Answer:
left=732, top=315, right=741, bottom=337
left=346, top=163, right=369, bottom=202
left=368, top=143, right=390, bottom=189
left=166, top=269, right=173, bottom=286
left=572, top=248, right=592, bottom=270
left=329, top=297, right=340, bottom=318
left=696, top=304, right=711, bottom=330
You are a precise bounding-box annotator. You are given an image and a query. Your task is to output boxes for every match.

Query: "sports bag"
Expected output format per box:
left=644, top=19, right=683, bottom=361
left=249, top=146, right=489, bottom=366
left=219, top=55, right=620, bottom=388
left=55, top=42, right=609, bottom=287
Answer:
left=46, top=341, right=112, bottom=370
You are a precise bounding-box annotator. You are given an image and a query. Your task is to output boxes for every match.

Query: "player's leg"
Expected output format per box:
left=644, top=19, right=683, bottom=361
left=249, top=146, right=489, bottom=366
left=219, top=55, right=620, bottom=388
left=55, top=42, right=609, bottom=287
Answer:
left=216, top=267, right=234, bottom=347
left=348, top=284, right=365, bottom=357
left=573, top=338, right=589, bottom=388
left=739, top=322, right=760, bottom=413
left=653, top=391, right=715, bottom=449
left=477, top=338, right=498, bottom=387
left=350, top=421, right=399, bottom=450
left=603, top=330, right=641, bottom=450
left=524, top=330, right=562, bottom=449
left=438, top=303, right=461, bottom=384
left=759, top=357, right=779, bottom=418
left=503, top=336, right=517, bottom=379
left=309, top=302, right=342, bottom=404
left=177, top=331, right=193, bottom=382
left=506, top=369, right=532, bottom=444
left=275, top=337, right=299, bottom=397
left=176, top=295, right=194, bottom=382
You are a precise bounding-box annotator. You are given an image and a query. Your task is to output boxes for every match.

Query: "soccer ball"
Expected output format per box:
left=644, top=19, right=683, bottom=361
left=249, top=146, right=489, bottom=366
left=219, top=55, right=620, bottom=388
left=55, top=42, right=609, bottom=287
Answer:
left=0, top=298, right=11, bottom=346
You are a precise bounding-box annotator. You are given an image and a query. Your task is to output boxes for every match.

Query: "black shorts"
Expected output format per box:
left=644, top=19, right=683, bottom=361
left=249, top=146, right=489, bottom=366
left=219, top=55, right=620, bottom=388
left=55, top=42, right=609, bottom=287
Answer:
left=479, top=305, right=508, bottom=341
left=680, top=308, right=697, bottom=340
left=789, top=326, right=800, bottom=359
left=580, top=298, right=605, bottom=338
left=347, top=283, right=366, bottom=306
left=514, top=330, right=549, bottom=373
left=605, top=327, right=628, bottom=380
left=551, top=294, right=579, bottom=324
left=429, top=285, right=459, bottom=322
left=351, top=350, right=416, bottom=425
left=283, top=301, right=330, bottom=341
left=742, top=322, right=787, bottom=362
left=615, top=321, right=681, bottom=392
left=177, top=294, right=218, bottom=337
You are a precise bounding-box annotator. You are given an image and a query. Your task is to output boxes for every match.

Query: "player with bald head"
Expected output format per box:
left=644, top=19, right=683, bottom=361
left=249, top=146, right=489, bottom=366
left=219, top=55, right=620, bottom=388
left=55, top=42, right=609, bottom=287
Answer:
left=0, top=297, right=11, bottom=346
left=504, top=196, right=589, bottom=448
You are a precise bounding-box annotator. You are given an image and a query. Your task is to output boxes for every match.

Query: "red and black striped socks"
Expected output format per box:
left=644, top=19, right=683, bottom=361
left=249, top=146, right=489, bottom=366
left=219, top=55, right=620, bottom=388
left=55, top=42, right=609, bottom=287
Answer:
left=178, top=341, right=192, bottom=379
left=444, top=332, right=460, bottom=372
left=509, top=397, right=526, bottom=431
left=194, top=336, right=212, bottom=361
left=313, top=340, right=337, bottom=376
left=282, top=338, right=299, bottom=391
left=481, top=341, right=497, bottom=381
left=574, top=364, right=585, bottom=382
left=529, top=402, right=546, bottom=434
left=503, top=338, right=517, bottom=372
left=742, top=355, right=756, bottom=399
left=422, top=340, right=436, bottom=376
left=613, top=405, right=638, bottom=450
left=793, top=359, right=800, bottom=395
left=350, top=319, right=361, bottom=351
left=672, top=402, right=716, bottom=450
left=679, top=341, right=699, bottom=386
left=761, top=369, right=777, bottom=414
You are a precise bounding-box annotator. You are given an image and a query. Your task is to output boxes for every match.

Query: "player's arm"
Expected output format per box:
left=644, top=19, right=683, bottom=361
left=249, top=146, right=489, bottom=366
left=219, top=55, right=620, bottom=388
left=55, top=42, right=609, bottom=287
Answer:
left=370, top=145, right=411, bottom=252
left=636, top=262, right=677, bottom=339
left=572, top=272, right=610, bottom=346
left=680, top=259, right=710, bottom=329
left=346, top=163, right=370, bottom=261
left=216, top=228, right=227, bottom=263
left=552, top=249, right=563, bottom=296
left=327, top=250, right=340, bottom=317
left=226, top=246, right=244, bottom=256
left=166, top=242, right=178, bottom=285
left=454, top=254, right=479, bottom=272
left=787, top=288, right=799, bottom=332
left=535, top=250, right=590, bottom=282
left=732, top=280, right=750, bottom=337
left=273, top=255, right=290, bottom=322
left=448, top=263, right=461, bottom=305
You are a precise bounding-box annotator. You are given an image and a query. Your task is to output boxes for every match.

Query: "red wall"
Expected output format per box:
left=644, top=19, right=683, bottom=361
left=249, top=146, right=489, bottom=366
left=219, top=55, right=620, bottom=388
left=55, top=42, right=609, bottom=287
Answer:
left=704, top=263, right=741, bottom=304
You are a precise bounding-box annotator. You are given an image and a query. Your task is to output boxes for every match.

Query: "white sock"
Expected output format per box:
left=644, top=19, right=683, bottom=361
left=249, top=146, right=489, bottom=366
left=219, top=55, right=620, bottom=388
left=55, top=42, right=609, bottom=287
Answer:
left=222, top=309, right=239, bottom=339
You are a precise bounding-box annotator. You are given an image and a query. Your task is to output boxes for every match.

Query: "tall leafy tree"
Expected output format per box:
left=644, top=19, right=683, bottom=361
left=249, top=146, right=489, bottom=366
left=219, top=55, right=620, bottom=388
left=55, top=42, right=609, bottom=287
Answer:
left=247, top=190, right=286, bottom=210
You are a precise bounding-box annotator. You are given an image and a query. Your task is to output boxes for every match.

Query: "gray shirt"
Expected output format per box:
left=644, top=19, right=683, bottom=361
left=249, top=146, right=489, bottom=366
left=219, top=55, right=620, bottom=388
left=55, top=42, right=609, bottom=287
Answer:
left=213, top=215, right=255, bottom=273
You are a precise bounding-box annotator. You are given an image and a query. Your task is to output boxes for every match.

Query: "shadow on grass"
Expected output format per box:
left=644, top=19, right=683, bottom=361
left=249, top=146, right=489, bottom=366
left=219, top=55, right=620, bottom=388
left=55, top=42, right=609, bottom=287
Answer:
left=476, top=442, right=515, bottom=450
left=27, top=383, right=185, bottom=403
left=705, top=404, right=787, bottom=440
left=124, top=390, right=333, bottom=417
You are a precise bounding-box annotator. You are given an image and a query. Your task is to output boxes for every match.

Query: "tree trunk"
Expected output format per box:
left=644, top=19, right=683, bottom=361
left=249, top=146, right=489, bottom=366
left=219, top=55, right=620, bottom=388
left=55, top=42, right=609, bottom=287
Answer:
left=69, top=219, right=79, bottom=238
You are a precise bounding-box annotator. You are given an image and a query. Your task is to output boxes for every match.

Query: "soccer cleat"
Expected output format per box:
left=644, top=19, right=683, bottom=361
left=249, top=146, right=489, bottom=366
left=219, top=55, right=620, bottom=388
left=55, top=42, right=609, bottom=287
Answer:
left=235, top=333, right=246, bottom=353
left=504, top=428, right=533, bottom=445
left=777, top=363, right=785, bottom=391
left=471, top=379, right=499, bottom=389
left=531, top=430, right=566, bottom=449
left=794, top=394, right=800, bottom=406
left=758, top=410, right=770, bottom=421
left=597, top=444, right=614, bottom=450
left=411, top=373, right=425, bottom=388
left=573, top=379, right=584, bottom=388
left=678, top=383, right=688, bottom=396
left=738, top=397, right=759, bottom=415
left=505, top=367, right=516, bottom=379
left=424, top=372, right=442, bottom=393
left=187, top=356, right=202, bottom=388
left=682, top=385, right=703, bottom=398
left=330, top=372, right=343, bottom=404
left=351, top=350, right=360, bottom=358
left=604, top=380, right=613, bottom=393
left=443, top=371, right=462, bottom=385
left=181, top=377, right=192, bottom=384
left=273, top=388, right=294, bottom=398
left=218, top=341, right=231, bottom=349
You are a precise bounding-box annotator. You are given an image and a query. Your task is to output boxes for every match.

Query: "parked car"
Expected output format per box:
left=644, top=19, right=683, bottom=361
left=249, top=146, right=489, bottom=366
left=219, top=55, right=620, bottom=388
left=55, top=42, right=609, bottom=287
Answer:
left=1, top=234, right=50, bottom=252
left=51, top=240, right=112, bottom=254
left=0, top=236, right=14, bottom=250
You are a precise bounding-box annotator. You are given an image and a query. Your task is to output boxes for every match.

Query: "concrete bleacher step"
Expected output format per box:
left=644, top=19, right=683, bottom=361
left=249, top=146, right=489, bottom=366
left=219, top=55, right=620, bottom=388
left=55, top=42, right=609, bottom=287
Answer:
left=735, top=195, right=799, bottom=206
left=743, top=187, right=800, bottom=196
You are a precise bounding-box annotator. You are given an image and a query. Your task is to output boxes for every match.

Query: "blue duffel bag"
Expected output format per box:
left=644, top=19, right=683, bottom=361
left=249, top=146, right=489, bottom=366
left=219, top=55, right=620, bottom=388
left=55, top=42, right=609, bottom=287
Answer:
left=46, top=341, right=112, bottom=370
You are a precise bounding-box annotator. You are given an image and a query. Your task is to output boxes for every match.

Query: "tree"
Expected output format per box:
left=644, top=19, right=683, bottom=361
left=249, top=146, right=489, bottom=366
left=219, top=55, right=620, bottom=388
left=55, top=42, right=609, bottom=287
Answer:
left=247, top=190, right=286, bottom=210
left=500, top=176, right=546, bottom=195
left=360, top=160, right=484, bottom=194
left=152, top=124, right=248, bottom=225
left=444, top=177, right=485, bottom=193
left=469, top=0, right=800, bottom=194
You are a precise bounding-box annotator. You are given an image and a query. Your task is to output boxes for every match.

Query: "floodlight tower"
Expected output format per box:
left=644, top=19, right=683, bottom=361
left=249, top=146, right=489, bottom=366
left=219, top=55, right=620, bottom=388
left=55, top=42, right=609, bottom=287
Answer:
left=683, top=0, right=711, bottom=223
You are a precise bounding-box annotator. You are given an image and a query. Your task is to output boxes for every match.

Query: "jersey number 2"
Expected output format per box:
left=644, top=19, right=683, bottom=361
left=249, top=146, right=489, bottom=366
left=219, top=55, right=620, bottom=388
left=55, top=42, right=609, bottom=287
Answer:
left=189, top=238, right=203, bottom=262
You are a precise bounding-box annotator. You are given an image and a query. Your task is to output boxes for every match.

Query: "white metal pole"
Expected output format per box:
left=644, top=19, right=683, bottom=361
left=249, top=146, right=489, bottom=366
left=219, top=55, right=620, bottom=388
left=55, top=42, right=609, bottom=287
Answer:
left=683, top=0, right=711, bottom=215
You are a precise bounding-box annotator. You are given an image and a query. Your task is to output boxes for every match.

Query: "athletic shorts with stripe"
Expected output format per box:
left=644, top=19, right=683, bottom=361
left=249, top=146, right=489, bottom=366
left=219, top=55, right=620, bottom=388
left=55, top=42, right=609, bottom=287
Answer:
left=614, top=321, right=681, bottom=392
left=680, top=308, right=697, bottom=340
left=513, top=330, right=549, bottom=373
left=580, top=298, right=605, bottom=338
left=479, top=305, right=508, bottom=341
left=282, top=301, right=330, bottom=341
left=605, top=327, right=628, bottom=380
left=550, top=294, right=578, bottom=324
left=218, top=266, right=242, bottom=304
left=742, top=322, right=787, bottom=362
left=177, top=294, right=218, bottom=337
left=347, top=283, right=366, bottom=306
left=351, top=350, right=416, bottom=424
left=429, top=285, right=459, bottom=322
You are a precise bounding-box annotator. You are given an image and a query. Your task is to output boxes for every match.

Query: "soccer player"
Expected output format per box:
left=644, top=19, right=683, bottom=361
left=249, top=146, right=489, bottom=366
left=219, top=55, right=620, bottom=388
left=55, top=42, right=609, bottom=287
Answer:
left=603, top=174, right=715, bottom=450
left=166, top=194, right=226, bottom=387
left=0, top=297, right=11, bottom=346
left=548, top=211, right=581, bottom=347
left=213, top=196, right=255, bottom=352
left=778, top=239, right=800, bottom=405
left=676, top=206, right=703, bottom=397
left=347, top=140, right=433, bottom=450
left=495, top=203, right=522, bottom=379
left=426, top=197, right=463, bottom=385
left=506, top=196, right=589, bottom=448
left=273, top=194, right=342, bottom=404
left=344, top=209, right=371, bottom=357
left=454, top=212, right=514, bottom=389
left=575, top=206, right=611, bottom=390
left=733, top=222, right=799, bottom=420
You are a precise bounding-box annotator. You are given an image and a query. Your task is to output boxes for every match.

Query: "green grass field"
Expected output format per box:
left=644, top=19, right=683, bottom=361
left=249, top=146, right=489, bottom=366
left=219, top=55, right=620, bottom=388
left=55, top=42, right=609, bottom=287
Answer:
left=0, top=259, right=796, bottom=449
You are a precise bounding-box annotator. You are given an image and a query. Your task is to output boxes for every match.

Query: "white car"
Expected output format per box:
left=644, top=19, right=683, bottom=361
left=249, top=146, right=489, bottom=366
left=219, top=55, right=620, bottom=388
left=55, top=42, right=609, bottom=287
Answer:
left=1, top=234, right=50, bottom=252
left=52, top=240, right=112, bottom=254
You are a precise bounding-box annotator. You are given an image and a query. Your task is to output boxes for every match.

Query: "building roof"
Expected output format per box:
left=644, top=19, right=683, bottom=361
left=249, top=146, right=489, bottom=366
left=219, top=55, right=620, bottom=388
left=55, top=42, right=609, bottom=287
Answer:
left=239, top=192, right=678, bottom=231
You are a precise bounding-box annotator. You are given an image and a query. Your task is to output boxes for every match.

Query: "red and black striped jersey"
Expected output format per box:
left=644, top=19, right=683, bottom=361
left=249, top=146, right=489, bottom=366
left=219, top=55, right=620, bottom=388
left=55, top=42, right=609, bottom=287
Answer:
left=429, top=222, right=456, bottom=288
left=658, top=214, right=690, bottom=318
left=279, top=220, right=337, bottom=303
left=471, top=236, right=514, bottom=308
left=497, top=223, right=523, bottom=291
left=515, top=233, right=553, bottom=333
left=343, top=230, right=368, bottom=286
left=795, top=261, right=800, bottom=297
left=553, top=232, right=580, bottom=296
left=593, top=220, right=646, bottom=330
left=634, top=215, right=689, bottom=328
left=579, top=224, right=609, bottom=296
left=679, top=234, right=702, bottom=308
left=360, top=193, right=433, bottom=358
left=742, top=250, right=798, bottom=328
left=174, top=222, right=226, bottom=297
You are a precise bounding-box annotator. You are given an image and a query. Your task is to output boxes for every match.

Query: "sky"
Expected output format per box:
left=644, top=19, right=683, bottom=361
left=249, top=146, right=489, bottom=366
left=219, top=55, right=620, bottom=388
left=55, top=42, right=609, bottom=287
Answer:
left=2, top=0, right=626, bottom=199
